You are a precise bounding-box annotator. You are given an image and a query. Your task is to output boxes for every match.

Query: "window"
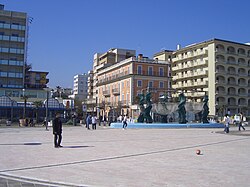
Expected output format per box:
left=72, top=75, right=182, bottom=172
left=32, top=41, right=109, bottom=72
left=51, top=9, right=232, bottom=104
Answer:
left=126, top=93, right=129, bottom=103
left=12, top=34, right=19, bottom=37
left=159, top=81, right=164, bottom=88
left=137, top=65, right=142, bottom=74
left=148, top=81, right=153, bottom=88
left=148, top=66, right=153, bottom=75
left=159, top=67, right=164, bottom=76
left=137, top=80, right=142, bottom=87
left=35, top=74, right=40, bottom=80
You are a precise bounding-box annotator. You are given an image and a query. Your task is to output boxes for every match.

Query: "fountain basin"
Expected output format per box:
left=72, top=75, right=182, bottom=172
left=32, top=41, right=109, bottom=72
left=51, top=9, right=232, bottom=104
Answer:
left=110, top=122, right=224, bottom=129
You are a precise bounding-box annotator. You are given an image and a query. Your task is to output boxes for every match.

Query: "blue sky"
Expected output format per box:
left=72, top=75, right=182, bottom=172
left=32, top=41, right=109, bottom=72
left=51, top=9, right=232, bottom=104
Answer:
left=1, top=0, right=250, bottom=88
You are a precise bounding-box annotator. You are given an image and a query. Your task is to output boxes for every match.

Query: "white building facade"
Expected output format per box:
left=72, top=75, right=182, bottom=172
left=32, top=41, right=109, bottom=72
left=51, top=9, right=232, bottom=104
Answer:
left=73, top=74, right=88, bottom=100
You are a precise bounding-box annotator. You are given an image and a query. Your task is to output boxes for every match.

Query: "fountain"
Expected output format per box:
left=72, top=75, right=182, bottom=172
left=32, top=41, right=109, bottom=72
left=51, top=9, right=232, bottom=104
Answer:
left=111, top=92, right=223, bottom=128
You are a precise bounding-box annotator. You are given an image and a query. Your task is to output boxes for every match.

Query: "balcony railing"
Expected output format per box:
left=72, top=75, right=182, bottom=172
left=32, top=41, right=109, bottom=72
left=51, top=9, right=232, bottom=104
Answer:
left=112, top=88, right=120, bottom=95
left=0, top=23, right=26, bottom=30
left=98, top=70, right=169, bottom=85
left=103, top=90, right=110, bottom=97
left=119, top=100, right=130, bottom=106
left=228, top=82, right=237, bottom=85
left=226, top=61, right=238, bottom=65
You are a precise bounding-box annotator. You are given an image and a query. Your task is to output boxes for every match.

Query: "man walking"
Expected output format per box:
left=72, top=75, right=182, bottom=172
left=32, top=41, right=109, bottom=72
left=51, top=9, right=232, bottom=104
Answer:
left=122, top=115, right=128, bottom=129
left=52, top=113, right=63, bottom=148
left=239, top=112, right=246, bottom=131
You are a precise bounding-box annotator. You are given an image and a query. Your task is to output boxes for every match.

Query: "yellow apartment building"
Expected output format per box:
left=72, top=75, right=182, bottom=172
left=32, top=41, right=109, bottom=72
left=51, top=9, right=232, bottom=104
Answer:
left=159, top=39, right=250, bottom=116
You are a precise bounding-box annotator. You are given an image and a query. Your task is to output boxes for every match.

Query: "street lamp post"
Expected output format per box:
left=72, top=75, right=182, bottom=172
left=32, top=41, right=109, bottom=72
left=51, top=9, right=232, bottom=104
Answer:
left=22, top=89, right=27, bottom=119
left=44, top=88, right=50, bottom=131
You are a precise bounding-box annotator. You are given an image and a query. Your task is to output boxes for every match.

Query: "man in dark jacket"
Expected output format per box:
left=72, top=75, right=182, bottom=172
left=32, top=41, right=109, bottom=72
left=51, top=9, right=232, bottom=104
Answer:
left=52, top=113, right=63, bottom=148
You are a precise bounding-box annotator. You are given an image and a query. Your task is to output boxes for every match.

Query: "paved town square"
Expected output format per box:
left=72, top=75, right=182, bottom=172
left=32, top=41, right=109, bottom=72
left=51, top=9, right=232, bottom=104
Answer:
left=0, top=125, right=249, bottom=187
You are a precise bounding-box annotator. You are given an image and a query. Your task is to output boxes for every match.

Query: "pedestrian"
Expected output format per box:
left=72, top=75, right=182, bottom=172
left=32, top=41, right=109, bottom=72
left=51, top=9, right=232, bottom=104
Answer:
left=86, top=114, right=91, bottom=130
left=99, top=115, right=102, bottom=126
left=118, top=115, right=123, bottom=122
left=122, top=115, right=128, bottom=129
left=238, top=112, right=246, bottom=131
left=103, top=115, right=107, bottom=126
left=92, top=115, right=97, bottom=130
left=25, top=118, right=29, bottom=127
left=52, top=113, right=63, bottom=148
left=223, top=114, right=230, bottom=133
left=29, top=118, right=34, bottom=127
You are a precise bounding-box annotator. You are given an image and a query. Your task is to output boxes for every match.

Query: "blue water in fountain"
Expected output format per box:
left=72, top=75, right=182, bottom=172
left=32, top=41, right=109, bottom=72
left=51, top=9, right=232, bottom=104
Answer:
left=110, top=122, right=224, bottom=129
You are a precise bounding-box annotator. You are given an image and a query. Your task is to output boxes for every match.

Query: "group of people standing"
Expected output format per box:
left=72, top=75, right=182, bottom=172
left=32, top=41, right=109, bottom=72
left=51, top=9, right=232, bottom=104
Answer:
left=224, top=112, right=246, bottom=133
left=85, top=114, right=97, bottom=130
left=85, top=114, right=129, bottom=130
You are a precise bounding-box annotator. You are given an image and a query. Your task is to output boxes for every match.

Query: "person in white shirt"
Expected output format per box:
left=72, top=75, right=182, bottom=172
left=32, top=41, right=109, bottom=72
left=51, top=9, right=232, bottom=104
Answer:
left=223, top=114, right=230, bottom=133
left=122, top=115, right=128, bottom=129
left=118, top=115, right=123, bottom=122
left=92, top=115, right=97, bottom=130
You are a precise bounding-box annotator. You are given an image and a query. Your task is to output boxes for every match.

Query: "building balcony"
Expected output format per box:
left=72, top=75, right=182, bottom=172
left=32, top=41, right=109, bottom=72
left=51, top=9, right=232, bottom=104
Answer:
left=103, top=90, right=110, bottom=97
left=119, top=100, right=130, bottom=107
left=0, top=23, right=26, bottom=30
left=172, top=66, right=179, bottom=71
left=215, top=48, right=226, bottom=53
left=175, top=71, right=208, bottom=81
left=239, top=62, right=247, bottom=67
left=216, top=91, right=226, bottom=95
left=215, top=80, right=226, bottom=85
left=193, top=81, right=208, bottom=86
left=193, top=70, right=208, bottom=77
left=134, top=70, right=168, bottom=77
left=238, top=73, right=248, bottom=77
left=228, top=82, right=237, bottom=86
left=216, top=69, right=226, bottom=74
left=238, top=103, right=247, bottom=106
left=215, top=59, right=226, bottom=64
left=238, top=83, right=247, bottom=87
left=226, top=61, right=238, bottom=65
left=238, top=93, right=247, bottom=96
left=112, top=88, right=120, bottom=95
left=227, top=51, right=236, bottom=55
left=193, top=60, right=208, bottom=67
left=173, top=50, right=208, bottom=62
left=227, top=71, right=236, bottom=75
left=181, top=82, right=194, bottom=88
left=186, top=92, right=205, bottom=98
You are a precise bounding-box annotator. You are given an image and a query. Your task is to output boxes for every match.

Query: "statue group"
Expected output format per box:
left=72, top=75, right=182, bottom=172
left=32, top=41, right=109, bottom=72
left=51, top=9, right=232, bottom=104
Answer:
left=178, top=92, right=188, bottom=124
left=137, top=91, right=209, bottom=124
left=137, top=92, right=153, bottom=123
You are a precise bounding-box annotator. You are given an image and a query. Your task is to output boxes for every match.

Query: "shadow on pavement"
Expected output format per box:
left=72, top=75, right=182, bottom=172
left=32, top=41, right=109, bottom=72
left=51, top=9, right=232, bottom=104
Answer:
left=62, top=145, right=94, bottom=149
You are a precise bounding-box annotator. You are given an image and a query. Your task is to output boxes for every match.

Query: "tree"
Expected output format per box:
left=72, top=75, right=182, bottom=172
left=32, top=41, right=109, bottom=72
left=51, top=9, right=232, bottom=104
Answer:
left=74, top=98, right=84, bottom=118
left=33, top=101, right=43, bottom=123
